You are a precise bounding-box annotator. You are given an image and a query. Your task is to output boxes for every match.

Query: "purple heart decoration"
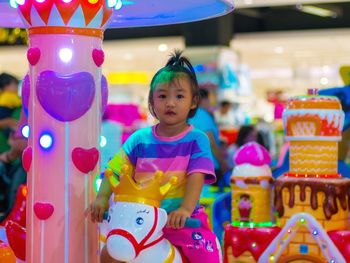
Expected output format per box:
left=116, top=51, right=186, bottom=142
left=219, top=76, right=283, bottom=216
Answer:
left=27, top=47, right=41, bottom=66
left=72, top=147, right=99, bottom=173
left=36, top=71, right=95, bottom=122
left=22, top=146, right=32, bottom=172
left=101, top=75, right=108, bottom=114
left=21, top=74, right=30, bottom=117
left=92, top=49, right=105, bottom=67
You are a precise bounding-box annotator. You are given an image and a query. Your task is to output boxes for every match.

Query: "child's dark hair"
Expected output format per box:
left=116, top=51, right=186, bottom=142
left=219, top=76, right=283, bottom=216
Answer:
left=0, top=73, right=19, bottom=91
left=148, top=50, right=200, bottom=118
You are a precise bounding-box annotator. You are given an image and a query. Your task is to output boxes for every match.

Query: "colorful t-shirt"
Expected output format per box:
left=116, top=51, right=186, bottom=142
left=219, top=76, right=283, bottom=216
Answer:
left=107, top=124, right=216, bottom=212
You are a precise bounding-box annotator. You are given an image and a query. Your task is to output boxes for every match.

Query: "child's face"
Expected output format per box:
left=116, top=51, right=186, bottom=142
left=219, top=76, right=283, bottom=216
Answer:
left=152, top=77, right=196, bottom=126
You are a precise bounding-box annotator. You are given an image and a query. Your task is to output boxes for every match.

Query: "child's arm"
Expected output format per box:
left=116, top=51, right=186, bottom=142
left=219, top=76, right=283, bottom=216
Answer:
left=167, top=173, right=204, bottom=229
left=90, top=176, right=113, bottom=223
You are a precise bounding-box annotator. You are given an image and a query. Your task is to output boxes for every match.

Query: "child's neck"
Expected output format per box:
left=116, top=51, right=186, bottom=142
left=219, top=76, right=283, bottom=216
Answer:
left=156, top=122, right=189, bottom=137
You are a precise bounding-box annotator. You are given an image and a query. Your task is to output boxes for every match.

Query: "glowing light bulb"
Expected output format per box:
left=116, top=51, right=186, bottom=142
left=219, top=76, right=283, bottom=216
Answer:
left=252, top=242, right=256, bottom=248
left=115, top=0, right=122, bottom=10
left=36, top=0, right=45, bottom=3
left=39, top=133, right=53, bottom=149
left=300, top=218, right=305, bottom=223
left=62, top=0, right=72, bottom=2
left=100, top=135, right=107, bottom=148
left=21, top=125, right=30, bottom=138
left=313, top=229, right=318, bottom=236
left=59, top=48, right=73, bottom=63
left=88, top=0, right=98, bottom=4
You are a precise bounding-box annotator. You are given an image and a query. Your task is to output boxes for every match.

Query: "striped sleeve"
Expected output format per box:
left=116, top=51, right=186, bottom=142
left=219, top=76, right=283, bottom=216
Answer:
left=107, top=130, right=140, bottom=177
left=187, top=132, right=216, bottom=184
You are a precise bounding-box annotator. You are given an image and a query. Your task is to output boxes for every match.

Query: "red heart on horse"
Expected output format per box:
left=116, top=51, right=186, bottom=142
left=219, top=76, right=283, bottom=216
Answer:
left=22, top=146, right=32, bottom=172
left=72, top=147, right=99, bottom=173
left=34, top=202, right=54, bottom=221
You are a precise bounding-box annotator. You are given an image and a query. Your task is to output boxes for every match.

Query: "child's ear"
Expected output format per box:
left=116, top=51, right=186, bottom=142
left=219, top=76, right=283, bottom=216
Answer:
left=191, top=96, right=199, bottom=109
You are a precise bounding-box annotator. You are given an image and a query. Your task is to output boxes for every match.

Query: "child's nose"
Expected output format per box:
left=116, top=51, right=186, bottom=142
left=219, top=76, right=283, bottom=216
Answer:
left=165, top=97, right=176, bottom=106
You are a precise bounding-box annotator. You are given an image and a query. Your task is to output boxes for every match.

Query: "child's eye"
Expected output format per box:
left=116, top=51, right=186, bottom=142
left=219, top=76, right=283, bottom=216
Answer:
left=176, top=94, right=184, bottom=99
left=158, top=94, right=166, bottom=99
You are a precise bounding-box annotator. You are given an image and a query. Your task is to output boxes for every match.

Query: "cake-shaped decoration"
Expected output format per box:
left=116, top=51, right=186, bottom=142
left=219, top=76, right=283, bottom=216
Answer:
left=230, top=142, right=273, bottom=224
left=282, top=89, right=344, bottom=177
left=231, top=142, right=272, bottom=188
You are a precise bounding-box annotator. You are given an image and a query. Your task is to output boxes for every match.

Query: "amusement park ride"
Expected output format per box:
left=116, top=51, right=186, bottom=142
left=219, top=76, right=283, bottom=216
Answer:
left=1, top=0, right=350, bottom=262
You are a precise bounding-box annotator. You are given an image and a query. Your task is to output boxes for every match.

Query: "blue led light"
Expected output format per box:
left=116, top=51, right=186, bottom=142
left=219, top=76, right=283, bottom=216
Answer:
left=39, top=133, right=53, bottom=149
left=312, top=229, right=318, bottom=236
left=21, top=125, right=30, bottom=138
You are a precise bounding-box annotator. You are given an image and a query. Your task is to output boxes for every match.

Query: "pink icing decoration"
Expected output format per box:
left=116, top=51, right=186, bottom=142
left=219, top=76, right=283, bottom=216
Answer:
left=72, top=147, right=99, bottom=173
left=92, top=49, right=105, bottom=67
left=22, top=146, right=32, bottom=172
left=34, top=202, right=54, bottom=220
left=234, top=142, right=271, bottom=166
left=27, top=47, right=41, bottom=66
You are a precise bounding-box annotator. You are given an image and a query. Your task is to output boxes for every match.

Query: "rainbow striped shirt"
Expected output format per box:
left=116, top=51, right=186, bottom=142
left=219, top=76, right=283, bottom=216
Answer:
left=107, top=124, right=216, bottom=212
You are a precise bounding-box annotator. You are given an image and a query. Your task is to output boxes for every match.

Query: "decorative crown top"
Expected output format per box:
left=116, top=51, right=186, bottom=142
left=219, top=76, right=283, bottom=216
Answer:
left=17, top=0, right=113, bottom=30
left=105, top=166, right=178, bottom=208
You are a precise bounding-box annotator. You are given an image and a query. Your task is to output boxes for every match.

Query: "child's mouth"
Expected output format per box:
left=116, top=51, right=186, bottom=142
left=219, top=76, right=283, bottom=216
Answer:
left=165, top=111, right=176, bottom=115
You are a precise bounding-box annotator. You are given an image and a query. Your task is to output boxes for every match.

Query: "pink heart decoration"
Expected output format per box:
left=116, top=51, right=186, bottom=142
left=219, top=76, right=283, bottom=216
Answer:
left=22, top=146, right=32, bottom=172
left=34, top=202, right=54, bottom=220
left=234, top=142, right=271, bottom=166
left=27, top=47, right=41, bottom=66
left=92, top=49, right=104, bottom=67
left=72, top=147, right=99, bottom=173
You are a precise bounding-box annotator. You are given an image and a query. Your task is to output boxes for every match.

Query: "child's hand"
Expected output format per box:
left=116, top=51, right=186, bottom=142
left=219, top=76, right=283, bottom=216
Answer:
left=167, top=207, right=191, bottom=229
left=89, top=196, right=109, bottom=223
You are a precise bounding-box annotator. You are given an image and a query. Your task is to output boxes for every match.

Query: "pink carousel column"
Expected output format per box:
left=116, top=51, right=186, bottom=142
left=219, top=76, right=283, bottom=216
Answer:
left=17, top=1, right=112, bottom=262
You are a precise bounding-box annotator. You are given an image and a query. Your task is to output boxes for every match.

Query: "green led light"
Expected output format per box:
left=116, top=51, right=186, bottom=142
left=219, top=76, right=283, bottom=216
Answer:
left=232, top=221, right=274, bottom=228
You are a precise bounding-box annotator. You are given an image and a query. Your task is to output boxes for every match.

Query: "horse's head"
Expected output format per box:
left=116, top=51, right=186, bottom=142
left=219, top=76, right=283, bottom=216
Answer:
left=106, top=202, right=167, bottom=261
left=104, top=166, right=177, bottom=261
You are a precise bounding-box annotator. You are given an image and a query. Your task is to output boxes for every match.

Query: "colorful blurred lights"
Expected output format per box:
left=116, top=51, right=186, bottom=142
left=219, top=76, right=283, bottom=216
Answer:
left=21, top=125, right=30, bottom=138
left=15, top=0, right=25, bottom=5
left=107, top=0, right=117, bottom=8
left=59, top=48, right=73, bottom=63
left=100, top=135, right=107, bottom=148
left=39, top=134, right=53, bottom=149
left=115, top=0, right=122, bottom=10
left=9, top=0, right=18, bottom=8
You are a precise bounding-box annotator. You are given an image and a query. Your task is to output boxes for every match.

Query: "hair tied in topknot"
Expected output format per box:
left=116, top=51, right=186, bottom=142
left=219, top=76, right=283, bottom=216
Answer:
left=166, top=50, right=184, bottom=67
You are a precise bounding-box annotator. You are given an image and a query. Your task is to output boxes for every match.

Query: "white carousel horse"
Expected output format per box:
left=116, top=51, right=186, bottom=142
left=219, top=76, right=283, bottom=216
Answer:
left=105, top=201, right=183, bottom=263
left=103, top=168, right=200, bottom=263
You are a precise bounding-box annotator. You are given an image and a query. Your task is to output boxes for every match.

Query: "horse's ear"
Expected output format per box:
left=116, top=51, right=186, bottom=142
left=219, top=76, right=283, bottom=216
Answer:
left=157, top=208, right=167, bottom=228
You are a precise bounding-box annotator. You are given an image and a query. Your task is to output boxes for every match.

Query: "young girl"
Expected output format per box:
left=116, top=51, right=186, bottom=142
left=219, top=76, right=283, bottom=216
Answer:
left=90, top=51, right=221, bottom=263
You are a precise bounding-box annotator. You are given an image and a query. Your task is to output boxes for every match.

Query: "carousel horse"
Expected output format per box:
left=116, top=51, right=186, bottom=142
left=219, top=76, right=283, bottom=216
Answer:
left=103, top=167, right=200, bottom=263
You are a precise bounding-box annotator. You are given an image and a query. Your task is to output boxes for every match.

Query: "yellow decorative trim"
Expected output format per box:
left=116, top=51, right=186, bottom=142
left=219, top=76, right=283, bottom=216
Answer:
left=164, top=240, right=175, bottom=263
